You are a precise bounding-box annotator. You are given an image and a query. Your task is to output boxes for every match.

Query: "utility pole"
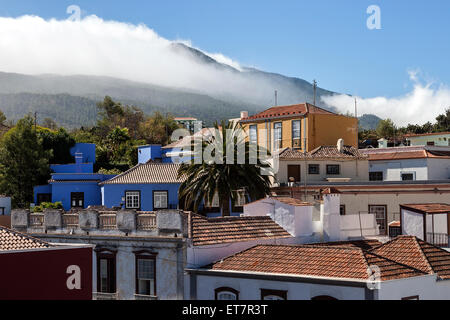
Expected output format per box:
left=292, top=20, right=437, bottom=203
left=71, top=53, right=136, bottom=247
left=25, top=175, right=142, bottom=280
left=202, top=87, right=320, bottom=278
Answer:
left=34, top=111, right=37, bottom=130
left=313, top=80, right=317, bottom=106
left=274, top=90, right=278, bottom=106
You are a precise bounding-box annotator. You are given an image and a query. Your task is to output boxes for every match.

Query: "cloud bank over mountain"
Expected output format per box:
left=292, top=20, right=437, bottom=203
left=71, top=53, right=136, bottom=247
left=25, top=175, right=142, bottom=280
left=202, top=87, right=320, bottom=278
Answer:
left=322, top=72, right=450, bottom=127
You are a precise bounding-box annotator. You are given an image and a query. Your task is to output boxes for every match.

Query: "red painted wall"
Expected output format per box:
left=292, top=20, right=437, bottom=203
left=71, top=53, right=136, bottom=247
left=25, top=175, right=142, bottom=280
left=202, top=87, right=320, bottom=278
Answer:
left=0, top=247, right=92, bottom=300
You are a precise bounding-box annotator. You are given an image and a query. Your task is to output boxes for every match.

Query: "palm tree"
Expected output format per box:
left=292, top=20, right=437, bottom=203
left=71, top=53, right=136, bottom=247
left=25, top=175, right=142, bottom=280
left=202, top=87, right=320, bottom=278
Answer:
left=177, top=120, right=272, bottom=216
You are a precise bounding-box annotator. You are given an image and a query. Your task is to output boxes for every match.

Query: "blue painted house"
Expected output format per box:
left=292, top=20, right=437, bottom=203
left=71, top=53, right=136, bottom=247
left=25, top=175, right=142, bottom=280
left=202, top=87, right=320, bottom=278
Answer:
left=33, top=143, right=115, bottom=211
left=101, top=145, right=247, bottom=216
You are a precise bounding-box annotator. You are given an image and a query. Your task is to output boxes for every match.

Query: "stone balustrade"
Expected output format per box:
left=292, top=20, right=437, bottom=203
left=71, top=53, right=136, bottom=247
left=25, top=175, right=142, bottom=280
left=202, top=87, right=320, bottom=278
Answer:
left=11, top=208, right=187, bottom=237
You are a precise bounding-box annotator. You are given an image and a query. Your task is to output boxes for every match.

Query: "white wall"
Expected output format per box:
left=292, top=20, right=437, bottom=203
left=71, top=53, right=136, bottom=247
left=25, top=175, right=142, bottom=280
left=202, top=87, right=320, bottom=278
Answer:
left=340, top=214, right=379, bottom=238
left=401, top=209, right=424, bottom=239
left=321, top=194, right=341, bottom=241
left=378, top=275, right=450, bottom=300
left=192, top=274, right=366, bottom=300
left=426, top=214, right=448, bottom=234
left=369, top=159, right=428, bottom=181
left=427, top=158, right=450, bottom=180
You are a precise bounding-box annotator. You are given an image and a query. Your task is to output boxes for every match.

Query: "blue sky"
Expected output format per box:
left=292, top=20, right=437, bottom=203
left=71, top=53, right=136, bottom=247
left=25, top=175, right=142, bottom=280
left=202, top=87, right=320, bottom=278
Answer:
left=0, top=0, right=449, bottom=98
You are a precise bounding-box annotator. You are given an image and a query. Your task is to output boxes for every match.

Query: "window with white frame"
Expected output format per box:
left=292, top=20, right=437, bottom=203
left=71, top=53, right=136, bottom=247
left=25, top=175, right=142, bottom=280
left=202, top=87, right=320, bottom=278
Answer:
left=249, top=125, right=257, bottom=144
left=136, top=255, right=156, bottom=296
left=215, top=287, right=239, bottom=300
left=273, top=122, right=282, bottom=150
left=125, top=191, right=140, bottom=209
left=153, top=191, right=168, bottom=210
left=292, top=120, right=301, bottom=148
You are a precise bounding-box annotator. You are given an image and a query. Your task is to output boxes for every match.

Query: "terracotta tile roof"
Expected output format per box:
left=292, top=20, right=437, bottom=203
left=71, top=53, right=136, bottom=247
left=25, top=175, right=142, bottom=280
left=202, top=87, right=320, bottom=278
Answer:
left=240, top=103, right=335, bottom=122
left=0, top=226, right=50, bottom=251
left=162, top=127, right=213, bottom=149
left=100, top=163, right=185, bottom=185
left=279, top=145, right=367, bottom=160
left=400, top=204, right=450, bottom=214
left=304, top=239, right=382, bottom=251
left=389, top=221, right=401, bottom=228
left=370, top=236, right=450, bottom=279
left=405, top=131, right=450, bottom=138
left=189, top=213, right=292, bottom=246
left=320, top=187, right=342, bottom=195
left=366, top=150, right=450, bottom=161
left=211, top=244, right=425, bottom=281
left=272, top=197, right=311, bottom=207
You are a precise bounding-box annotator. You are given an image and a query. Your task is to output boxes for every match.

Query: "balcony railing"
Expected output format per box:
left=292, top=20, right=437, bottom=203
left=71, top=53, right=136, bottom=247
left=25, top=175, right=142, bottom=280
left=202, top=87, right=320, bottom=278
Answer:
left=29, top=213, right=44, bottom=227
left=93, top=292, right=118, bottom=300
left=137, top=214, right=156, bottom=230
left=62, top=214, right=79, bottom=228
left=426, top=233, right=449, bottom=247
left=99, top=214, right=117, bottom=230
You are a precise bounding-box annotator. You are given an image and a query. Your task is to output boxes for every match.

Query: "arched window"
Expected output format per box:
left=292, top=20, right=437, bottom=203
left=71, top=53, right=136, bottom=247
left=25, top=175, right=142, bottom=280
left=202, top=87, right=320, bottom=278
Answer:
left=215, top=287, right=239, bottom=300
left=261, top=289, right=287, bottom=300
left=311, top=295, right=338, bottom=301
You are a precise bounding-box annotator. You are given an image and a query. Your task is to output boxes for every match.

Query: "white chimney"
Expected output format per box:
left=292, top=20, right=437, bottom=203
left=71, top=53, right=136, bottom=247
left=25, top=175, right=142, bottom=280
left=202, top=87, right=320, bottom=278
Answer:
left=240, top=111, right=248, bottom=119
left=337, top=139, right=344, bottom=153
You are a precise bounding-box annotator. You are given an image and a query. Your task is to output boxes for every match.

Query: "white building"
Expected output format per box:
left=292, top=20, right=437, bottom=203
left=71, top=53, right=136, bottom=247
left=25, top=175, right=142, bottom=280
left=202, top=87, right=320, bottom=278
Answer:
left=274, top=143, right=369, bottom=186
left=186, top=235, right=450, bottom=300
left=361, top=146, right=450, bottom=181
left=405, top=132, right=450, bottom=147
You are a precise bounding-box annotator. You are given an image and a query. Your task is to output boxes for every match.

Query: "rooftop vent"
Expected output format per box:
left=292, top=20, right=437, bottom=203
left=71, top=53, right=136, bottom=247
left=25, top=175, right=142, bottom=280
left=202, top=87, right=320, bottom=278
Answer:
left=337, top=139, right=344, bottom=153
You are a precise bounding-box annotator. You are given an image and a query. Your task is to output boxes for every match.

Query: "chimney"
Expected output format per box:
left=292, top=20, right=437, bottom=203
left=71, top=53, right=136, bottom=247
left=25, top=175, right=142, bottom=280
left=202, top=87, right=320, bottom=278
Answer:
left=337, top=139, right=344, bottom=153
left=240, top=111, right=248, bottom=119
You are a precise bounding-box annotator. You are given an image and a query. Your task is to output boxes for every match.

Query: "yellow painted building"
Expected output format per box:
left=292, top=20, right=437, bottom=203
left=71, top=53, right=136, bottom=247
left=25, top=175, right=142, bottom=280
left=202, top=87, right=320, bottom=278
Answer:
left=239, top=103, right=358, bottom=153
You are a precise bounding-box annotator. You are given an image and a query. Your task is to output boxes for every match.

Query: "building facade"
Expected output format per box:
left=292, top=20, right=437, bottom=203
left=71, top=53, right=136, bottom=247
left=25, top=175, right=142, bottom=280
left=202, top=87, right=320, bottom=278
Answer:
left=239, top=103, right=358, bottom=153
left=405, top=132, right=450, bottom=147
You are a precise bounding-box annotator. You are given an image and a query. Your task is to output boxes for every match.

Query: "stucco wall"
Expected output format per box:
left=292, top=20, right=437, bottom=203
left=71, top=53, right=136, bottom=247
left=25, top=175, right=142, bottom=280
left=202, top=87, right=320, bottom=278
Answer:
left=30, top=234, right=185, bottom=300
left=277, top=159, right=369, bottom=184
left=377, top=275, right=450, bottom=300
left=401, top=209, right=424, bottom=239
left=51, top=181, right=102, bottom=211
left=308, top=113, right=358, bottom=149
left=102, top=183, right=181, bottom=211
left=190, top=273, right=366, bottom=300
left=407, top=134, right=450, bottom=147
left=427, top=158, right=450, bottom=180
left=0, top=197, right=11, bottom=215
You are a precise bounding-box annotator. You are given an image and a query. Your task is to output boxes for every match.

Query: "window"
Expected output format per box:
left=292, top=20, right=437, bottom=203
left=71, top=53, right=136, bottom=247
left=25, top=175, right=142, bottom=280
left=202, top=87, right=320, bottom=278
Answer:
left=135, top=252, right=156, bottom=297
left=273, top=122, right=282, bottom=150
left=401, top=173, right=415, bottom=181
left=153, top=191, right=168, bottom=210
left=326, top=165, right=340, bottom=175
left=37, top=193, right=51, bottom=205
left=287, top=165, right=301, bottom=183
left=96, top=249, right=116, bottom=294
left=292, top=120, right=301, bottom=148
left=261, top=289, right=287, bottom=300
left=369, top=205, right=387, bottom=236
left=340, top=205, right=346, bottom=216
left=215, top=287, right=239, bottom=300
left=71, top=192, right=84, bottom=208
left=427, top=141, right=435, bottom=146
left=249, top=125, right=258, bottom=144
left=125, top=191, right=140, bottom=209
left=308, top=164, right=320, bottom=175
left=369, top=172, right=383, bottom=181
left=0, top=208, right=4, bottom=215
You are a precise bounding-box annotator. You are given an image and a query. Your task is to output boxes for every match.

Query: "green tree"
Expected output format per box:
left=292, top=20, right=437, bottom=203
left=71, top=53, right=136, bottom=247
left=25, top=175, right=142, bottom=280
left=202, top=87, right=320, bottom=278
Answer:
left=376, top=119, right=396, bottom=139
left=106, top=126, right=131, bottom=162
left=177, top=121, right=272, bottom=216
left=435, top=108, right=450, bottom=132
left=140, top=111, right=180, bottom=145
left=38, top=127, right=76, bottom=164
left=0, top=116, right=51, bottom=208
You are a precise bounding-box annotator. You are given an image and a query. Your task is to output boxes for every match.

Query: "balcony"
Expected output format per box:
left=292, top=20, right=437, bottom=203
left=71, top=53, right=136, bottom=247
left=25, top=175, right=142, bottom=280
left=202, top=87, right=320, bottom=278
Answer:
left=426, top=233, right=449, bottom=247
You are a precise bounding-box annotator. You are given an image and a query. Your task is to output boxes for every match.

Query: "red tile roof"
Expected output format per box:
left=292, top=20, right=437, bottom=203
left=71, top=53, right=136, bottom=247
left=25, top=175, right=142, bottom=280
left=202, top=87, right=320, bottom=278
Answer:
left=304, top=239, right=382, bottom=251
left=0, top=226, right=50, bottom=251
left=211, top=244, right=425, bottom=281
left=405, top=131, right=450, bottom=138
left=271, top=197, right=311, bottom=207
left=189, top=213, right=292, bottom=246
left=366, top=150, right=450, bottom=161
left=240, top=103, right=335, bottom=122
left=100, top=163, right=185, bottom=184
left=279, top=145, right=367, bottom=160
left=370, top=236, right=450, bottom=279
left=400, top=204, right=450, bottom=214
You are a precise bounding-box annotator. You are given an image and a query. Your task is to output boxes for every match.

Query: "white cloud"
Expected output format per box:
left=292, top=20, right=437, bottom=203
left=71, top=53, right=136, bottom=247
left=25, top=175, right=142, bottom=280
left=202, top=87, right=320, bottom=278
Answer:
left=321, top=73, right=450, bottom=127
left=0, top=15, right=260, bottom=99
